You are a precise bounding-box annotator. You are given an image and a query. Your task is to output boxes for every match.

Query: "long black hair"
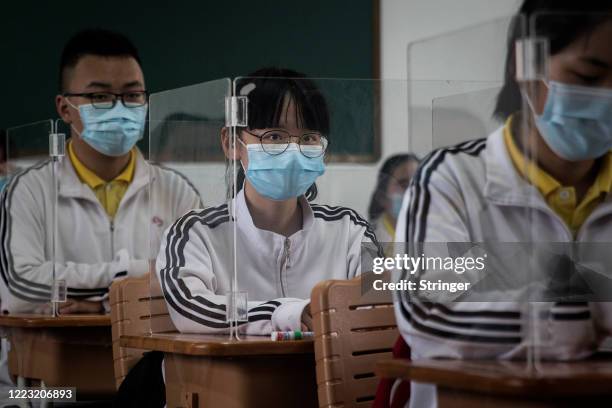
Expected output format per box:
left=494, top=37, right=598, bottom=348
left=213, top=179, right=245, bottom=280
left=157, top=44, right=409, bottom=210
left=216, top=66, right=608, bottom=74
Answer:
left=367, top=153, right=419, bottom=222
left=494, top=0, right=612, bottom=119
left=228, top=67, right=330, bottom=200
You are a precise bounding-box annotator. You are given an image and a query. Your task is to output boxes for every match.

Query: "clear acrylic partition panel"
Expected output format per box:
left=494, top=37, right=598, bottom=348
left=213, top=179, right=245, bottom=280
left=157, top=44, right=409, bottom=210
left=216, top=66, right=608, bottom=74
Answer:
left=148, top=79, right=233, bottom=337
left=520, top=12, right=612, bottom=376
left=3, top=120, right=64, bottom=317
left=407, top=15, right=522, bottom=153
left=401, top=13, right=565, bottom=381
left=1, top=120, right=67, bottom=403
left=230, top=77, right=411, bottom=317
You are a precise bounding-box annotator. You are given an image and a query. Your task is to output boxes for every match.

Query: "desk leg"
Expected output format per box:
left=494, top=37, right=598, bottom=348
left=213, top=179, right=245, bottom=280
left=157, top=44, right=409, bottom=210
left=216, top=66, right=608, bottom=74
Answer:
left=16, top=376, right=30, bottom=408
left=165, top=383, right=188, bottom=408
left=39, top=380, right=48, bottom=408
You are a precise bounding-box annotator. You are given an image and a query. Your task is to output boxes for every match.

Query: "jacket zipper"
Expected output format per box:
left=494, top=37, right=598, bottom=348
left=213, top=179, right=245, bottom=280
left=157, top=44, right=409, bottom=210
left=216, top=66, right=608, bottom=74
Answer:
left=110, top=220, right=115, bottom=258
left=279, top=238, right=291, bottom=297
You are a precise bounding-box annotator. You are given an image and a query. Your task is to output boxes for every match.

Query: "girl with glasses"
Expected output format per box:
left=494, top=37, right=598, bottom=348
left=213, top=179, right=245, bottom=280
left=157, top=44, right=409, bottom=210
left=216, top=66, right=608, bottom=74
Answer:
left=155, top=68, right=383, bottom=335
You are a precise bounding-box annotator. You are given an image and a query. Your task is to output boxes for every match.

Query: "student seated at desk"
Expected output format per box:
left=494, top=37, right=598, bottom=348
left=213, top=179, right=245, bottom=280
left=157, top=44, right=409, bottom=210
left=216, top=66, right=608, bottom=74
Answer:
left=393, top=1, right=612, bottom=407
left=368, top=154, right=419, bottom=244
left=156, top=68, right=382, bottom=334
left=0, top=29, right=201, bottom=314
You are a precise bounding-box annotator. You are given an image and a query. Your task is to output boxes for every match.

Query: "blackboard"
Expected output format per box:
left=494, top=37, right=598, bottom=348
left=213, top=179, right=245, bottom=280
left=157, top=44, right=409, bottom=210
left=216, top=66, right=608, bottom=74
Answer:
left=0, top=0, right=378, bottom=131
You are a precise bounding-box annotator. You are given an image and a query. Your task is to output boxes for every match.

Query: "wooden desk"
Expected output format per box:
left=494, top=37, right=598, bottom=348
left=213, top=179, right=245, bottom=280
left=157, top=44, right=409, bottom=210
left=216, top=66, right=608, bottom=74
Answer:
left=376, top=356, right=612, bottom=408
left=0, top=314, right=115, bottom=399
left=121, top=333, right=318, bottom=408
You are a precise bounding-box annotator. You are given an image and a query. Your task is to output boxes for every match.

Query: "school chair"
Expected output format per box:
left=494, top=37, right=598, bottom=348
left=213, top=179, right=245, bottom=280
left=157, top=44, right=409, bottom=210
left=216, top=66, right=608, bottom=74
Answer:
left=311, top=274, right=398, bottom=408
left=109, top=274, right=175, bottom=388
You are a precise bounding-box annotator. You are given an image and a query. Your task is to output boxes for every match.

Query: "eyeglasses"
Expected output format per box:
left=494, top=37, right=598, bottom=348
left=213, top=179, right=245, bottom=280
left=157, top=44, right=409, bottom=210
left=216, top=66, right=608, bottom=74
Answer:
left=63, top=91, right=148, bottom=109
left=243, top=129, right=328, bottom=158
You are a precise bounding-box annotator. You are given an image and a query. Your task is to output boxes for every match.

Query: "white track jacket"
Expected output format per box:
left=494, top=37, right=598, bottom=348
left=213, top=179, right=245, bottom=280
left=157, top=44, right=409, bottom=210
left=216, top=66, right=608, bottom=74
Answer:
left=395, top=128, right=612, bottom=408
left=156, top=188, right=383, bottom=335
left=0, top=150, right=201, bottom=313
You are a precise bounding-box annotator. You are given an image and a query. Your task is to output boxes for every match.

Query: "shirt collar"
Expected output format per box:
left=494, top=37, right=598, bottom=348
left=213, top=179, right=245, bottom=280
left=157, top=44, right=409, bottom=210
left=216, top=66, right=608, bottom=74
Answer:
left=593, top=153, right=612, bottom=196
left=503, top=115, right=612, bottom=200
left=60, top=145, right=148, bottom=200
left=382, top=214, right=395, bottom=238
left=503, top=115, right=561, bottom=198
left=68, top=140, right=135, bottom=189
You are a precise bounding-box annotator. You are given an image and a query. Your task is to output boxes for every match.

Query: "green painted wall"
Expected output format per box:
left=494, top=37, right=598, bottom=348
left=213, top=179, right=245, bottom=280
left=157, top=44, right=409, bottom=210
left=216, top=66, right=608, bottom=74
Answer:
left=0, top=0, right=375, bottom=129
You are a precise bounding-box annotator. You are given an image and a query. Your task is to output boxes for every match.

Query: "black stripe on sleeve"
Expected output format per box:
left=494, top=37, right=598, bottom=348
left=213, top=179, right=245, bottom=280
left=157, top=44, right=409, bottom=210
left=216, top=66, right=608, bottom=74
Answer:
left=0, top=161, right=64, bottom=301
left=159, top=204, right=276, bottom=329
left=398, top=296, right=522, bottom=344
left=312, top=205, right=385, bottom=258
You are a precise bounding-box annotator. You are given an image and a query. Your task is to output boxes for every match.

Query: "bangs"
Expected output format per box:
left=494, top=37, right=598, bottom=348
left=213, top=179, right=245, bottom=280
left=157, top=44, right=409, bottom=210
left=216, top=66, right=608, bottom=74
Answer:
left=237, top=76, right=330, bottom=135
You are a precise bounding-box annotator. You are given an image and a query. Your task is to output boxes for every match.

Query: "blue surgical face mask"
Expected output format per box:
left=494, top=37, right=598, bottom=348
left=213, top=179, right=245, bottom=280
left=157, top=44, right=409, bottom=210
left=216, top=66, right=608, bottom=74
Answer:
left=535, top=81, right=612, bottom=161
left=389, top=192, right=404, bottom=219
left=70, top=102, right=147, bottom=157
left=240, top=141, right=325, bottom=201
left=0, top=177, right=7, bottom=192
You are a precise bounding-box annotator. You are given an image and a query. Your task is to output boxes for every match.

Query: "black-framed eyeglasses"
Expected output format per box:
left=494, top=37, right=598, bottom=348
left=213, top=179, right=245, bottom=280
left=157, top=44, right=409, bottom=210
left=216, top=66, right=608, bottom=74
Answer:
left=63, top=91, right=149, bottom=109
left=243, top=129, right=328, bottom=158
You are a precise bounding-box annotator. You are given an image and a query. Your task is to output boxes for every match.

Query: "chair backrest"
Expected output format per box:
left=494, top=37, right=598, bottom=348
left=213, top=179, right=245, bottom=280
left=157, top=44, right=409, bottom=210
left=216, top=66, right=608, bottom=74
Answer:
left=109, top=273, right=176, bottom=389
left=311, top=274, right=397, bottom=408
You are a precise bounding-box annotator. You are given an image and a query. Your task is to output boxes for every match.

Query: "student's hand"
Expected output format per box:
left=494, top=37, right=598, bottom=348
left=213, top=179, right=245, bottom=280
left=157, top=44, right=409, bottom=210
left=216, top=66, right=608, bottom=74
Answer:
left=301, top=303, right=313, bottom=331
left=59, top=300, right=104, bottom=314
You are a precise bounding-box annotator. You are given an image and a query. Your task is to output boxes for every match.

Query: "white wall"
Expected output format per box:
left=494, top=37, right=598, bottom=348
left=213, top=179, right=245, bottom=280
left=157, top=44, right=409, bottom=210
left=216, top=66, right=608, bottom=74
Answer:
left=380, top=0, right=521, bottom=156
left=381, top=0, right=521, bottom=80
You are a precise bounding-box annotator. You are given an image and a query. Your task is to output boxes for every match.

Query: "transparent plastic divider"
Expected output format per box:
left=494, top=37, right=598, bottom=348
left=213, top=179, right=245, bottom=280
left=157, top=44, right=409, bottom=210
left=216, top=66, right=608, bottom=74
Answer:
left=4, top=120, right=56, bottom=314
left=403, top=13, right=558, bottom=389
left=148, top=78, right=233, bottom=342
left=49, top=121, right=67, bottom=316
left=2, top=120, right=58, bottom=404
left=407, top=15, right=523, bottom=82
left=523, top=11, right=612, bottom=375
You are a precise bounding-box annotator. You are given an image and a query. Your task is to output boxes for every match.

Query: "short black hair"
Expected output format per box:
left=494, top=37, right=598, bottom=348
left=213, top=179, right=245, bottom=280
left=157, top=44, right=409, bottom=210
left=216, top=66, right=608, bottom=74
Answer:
left=495, top=0, right=612, bottom=119
left=59, top=28, right=142, bottom=92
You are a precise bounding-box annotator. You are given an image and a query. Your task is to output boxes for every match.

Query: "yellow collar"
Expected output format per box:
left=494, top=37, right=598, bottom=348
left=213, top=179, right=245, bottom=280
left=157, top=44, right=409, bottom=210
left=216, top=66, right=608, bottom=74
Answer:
left=503, top=115, right=612, bottom=201
left=68, top=141, right=135, bottom=189
left=382, top=214, right=396, bottom=238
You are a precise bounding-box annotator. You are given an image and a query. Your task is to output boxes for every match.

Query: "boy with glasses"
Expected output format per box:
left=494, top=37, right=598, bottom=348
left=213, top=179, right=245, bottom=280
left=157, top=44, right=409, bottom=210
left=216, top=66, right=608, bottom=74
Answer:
left=0, top=29, right=201, bottom=313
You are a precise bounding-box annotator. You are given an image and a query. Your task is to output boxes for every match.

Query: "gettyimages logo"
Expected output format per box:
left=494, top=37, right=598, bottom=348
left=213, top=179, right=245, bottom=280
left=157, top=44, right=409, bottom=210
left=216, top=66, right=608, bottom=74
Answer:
left=360, top=242, right=612, bottom=303
left=372, top=253, right=486, bottom=275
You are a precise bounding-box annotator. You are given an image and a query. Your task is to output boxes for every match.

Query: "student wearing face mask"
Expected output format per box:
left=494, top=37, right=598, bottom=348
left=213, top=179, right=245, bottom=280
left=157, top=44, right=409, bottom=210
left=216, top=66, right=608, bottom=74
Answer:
left=368, top=154, right=419, bottom=245
left=155, top=68, right=383, bottom=334
left=0, top=29, right=201, bottom=314
left=394, top=1, right=612, bottom=407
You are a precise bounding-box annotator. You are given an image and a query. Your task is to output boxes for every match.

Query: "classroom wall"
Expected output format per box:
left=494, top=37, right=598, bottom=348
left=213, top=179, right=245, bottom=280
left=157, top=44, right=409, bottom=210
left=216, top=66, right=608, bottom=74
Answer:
left=4, top=0, right=524, bottom=220
left=0, top=0, right=375, bottom=129
left=316, top=0, right=523, bottom=217
left=380, top=0, right=521, bottom=156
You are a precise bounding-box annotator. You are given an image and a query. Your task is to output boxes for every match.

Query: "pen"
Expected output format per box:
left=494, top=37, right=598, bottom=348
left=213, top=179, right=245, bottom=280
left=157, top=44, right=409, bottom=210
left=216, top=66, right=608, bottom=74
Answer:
left=271, top=330, right=314, bottom=341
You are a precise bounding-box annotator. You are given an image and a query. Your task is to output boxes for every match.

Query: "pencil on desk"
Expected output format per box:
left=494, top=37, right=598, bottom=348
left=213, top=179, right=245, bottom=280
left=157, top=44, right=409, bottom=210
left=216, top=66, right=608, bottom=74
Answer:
left=271, top=331, right=314, bottom=341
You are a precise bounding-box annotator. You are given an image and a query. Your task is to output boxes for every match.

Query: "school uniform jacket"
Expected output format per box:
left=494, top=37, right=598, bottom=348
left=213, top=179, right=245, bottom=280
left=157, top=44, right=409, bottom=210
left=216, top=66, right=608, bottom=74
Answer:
left=0, top=150, right=201, bottom=313
left=395, top=128, right=612, bottom=407
left=156, top=188, right=382, bottom=335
